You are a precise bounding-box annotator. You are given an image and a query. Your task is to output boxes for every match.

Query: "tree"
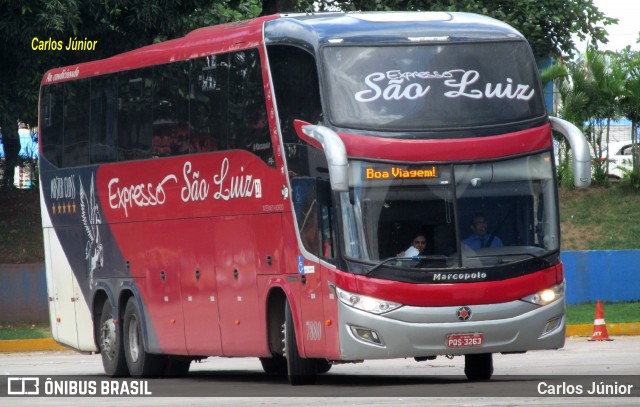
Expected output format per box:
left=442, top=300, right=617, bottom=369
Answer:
left=613, top=48, right=640, bottom=187
left=545, top=47, right=630, bottom=186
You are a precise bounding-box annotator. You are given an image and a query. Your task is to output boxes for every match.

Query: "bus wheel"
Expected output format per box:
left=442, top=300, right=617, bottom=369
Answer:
left=99, top=300, right=128, bottom=376
left=259, top=355, right=287, bottom=375
left=464, top=353, right=493, bottom=381
left=316, top=359, right=332, bottom=374
left=283, top=300, right=317, bottom=385
left=123, top=298, right=166, bottom=377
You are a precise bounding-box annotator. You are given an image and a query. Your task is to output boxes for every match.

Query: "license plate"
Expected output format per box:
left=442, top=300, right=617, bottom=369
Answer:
left=446, top=333, right=484, bottom=348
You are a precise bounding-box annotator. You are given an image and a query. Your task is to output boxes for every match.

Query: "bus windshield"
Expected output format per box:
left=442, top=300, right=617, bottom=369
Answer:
left=322, top=41, right=545, bottom=131
left=341, top=152, right=558, bottom=281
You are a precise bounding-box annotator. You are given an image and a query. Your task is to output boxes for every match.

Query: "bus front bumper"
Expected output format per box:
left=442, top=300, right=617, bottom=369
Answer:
left=337, top=296, right=566, bottom=360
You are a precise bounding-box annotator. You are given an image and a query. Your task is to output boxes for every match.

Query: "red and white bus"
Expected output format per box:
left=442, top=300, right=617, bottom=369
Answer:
left=39, top=12, right=591, bottom=384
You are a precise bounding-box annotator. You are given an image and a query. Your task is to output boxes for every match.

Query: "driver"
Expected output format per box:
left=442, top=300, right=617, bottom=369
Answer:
left=397, top=232, right=428, bottom=257
left=462, top=214, right=503, bottom=250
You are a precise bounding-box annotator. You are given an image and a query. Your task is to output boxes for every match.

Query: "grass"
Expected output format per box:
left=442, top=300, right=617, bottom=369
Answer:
left=0, top=322, right=51, bottom=340
left=565, top=301, right=640, bottom=325
left=559, top=186, right=640, bottom=251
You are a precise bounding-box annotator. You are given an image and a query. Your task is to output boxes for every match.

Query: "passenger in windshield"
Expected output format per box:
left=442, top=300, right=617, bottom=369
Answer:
left=463, top=214, right=503, bottom=250
left=397, top=232, right=428, bottom=257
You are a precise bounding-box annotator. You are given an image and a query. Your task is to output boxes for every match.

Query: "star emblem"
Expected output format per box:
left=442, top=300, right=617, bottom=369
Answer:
left=456, top=306, right=472, bottom=321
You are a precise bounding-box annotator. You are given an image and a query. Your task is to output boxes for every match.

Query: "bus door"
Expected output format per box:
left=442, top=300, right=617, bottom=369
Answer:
left=292, top=178, right=330, bottom=357
left=178, top=219, right=222, bottom=356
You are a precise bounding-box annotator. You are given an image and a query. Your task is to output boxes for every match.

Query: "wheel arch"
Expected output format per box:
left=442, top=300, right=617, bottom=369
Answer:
left=265, top=287, right=287, bottom=356
left=118, top=284, right=153, bottom=353
left=91, top=285, right=114, bottom=351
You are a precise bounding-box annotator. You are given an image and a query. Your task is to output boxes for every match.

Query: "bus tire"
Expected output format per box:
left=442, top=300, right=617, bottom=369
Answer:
left=284, top=300, right=317, bottom=385
left=99, top=300, right=128, bottom=377
left=464, top=353, right=493, bottom=381
left=316, top=359, right=332, bottom=374
left=123, top=298, right=166, bottom=377
left=259, top=355, right=287, bottom=376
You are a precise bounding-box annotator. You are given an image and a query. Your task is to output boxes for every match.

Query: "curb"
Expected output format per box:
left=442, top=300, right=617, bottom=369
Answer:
left=1, top=323, right=639, bottom=352
left=0, top=338, right=66, bottom=352
left=565, top=322, right=640, bottom=337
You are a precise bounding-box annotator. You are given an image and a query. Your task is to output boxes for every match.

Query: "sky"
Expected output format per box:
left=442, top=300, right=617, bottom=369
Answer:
left=576, top=0, right=640, bottom=52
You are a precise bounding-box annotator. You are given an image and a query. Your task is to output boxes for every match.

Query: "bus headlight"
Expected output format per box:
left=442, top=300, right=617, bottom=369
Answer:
left=521, top=281, right=565, bottom=306
left=335, top=287, right=402, bottom=314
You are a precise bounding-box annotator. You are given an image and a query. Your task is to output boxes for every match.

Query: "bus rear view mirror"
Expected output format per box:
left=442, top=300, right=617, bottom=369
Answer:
left=550, top=117, right=591, bottom=188
left=294, top=120, right=349, bottom=192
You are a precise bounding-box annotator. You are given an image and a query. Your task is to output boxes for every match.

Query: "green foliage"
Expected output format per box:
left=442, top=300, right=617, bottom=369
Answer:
left=183, top=0, right=263, bottom=31
left=556, top=156, right=575, bottom=190
left=617, top=165, right=640, bottom=190
left=547, top=47, right=640, bottom=187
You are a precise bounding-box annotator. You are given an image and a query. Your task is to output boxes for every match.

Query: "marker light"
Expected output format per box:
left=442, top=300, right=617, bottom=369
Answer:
left=335, top=287, right=402, bottom=314
left=521, top=281, right=565, bottom=306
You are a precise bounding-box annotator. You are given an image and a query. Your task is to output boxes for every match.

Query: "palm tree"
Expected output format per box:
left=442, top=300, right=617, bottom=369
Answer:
left=545, top=47, right=626, bottom=185
left=615, top=48, right=640, bottom=184
left=587, top=47, right=626, bottom=179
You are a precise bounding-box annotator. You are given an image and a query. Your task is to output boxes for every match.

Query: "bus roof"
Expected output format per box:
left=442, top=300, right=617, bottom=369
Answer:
left=265, top=12, right=524, bottom=48
left=42, top=12, right=524, bottom=85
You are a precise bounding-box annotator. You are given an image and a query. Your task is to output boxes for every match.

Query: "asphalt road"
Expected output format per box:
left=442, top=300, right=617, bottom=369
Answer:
left=1, top=337, right=639, bottom=406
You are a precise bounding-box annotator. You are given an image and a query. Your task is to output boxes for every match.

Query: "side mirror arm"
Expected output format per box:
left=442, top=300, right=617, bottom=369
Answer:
left=550, top=117, right=591, bottom=188
left=294, top=121, right=349, bottom=192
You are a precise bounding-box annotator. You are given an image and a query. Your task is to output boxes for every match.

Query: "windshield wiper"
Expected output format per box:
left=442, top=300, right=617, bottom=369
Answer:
left=365, top=257, right=404, bottom=276
left=365, top=255, right=450, bottom=276
left=468, top=251, right=551, bottom=268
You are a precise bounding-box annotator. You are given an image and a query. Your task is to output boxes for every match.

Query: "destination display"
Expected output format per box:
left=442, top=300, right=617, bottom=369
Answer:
left=364, top=165, right=439, bottom=180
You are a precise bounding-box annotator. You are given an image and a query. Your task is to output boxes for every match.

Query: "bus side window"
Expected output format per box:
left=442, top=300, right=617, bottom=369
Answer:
left=292, top=177, right=335, bottom=260
left=267, top=45, right=322, bottom=177
left=90, top=75, right=118, bottom=163
left=41, top=84, right=64, bottom=167
left=228, top=49, right=275, bottom=167
left=267, top=45, right=322, bottom=145
left=153, top=62, right=189, bottom=157
left=189, top=54, right=229, bottom=153
left=118, top=68, right=153, bottom=161
left=63, top=79, right=91, bottom=167
left=317, top=180, right=335, bottom=260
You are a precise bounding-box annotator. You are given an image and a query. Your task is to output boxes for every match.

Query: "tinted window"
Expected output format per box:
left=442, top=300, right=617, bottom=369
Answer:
left=118, top=69, right=153, bottom=160
left=268, top=45, right=323, bottom=177
left=40, top=48, right=273, bottom=167
left=190, top=54, right=229, bottom=153
left=41, top=84, right=64, bottom=167
left=323, top=41, right=545, bottom=131
left=153, top=63, right=190, bottom=157
left=90, top=75, right=118, bottom=163
left=63, top=80, right=91, bottom=167
left=267, top=45, right=322, bottom=145
left=228, top=49, right=274, bottom=166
